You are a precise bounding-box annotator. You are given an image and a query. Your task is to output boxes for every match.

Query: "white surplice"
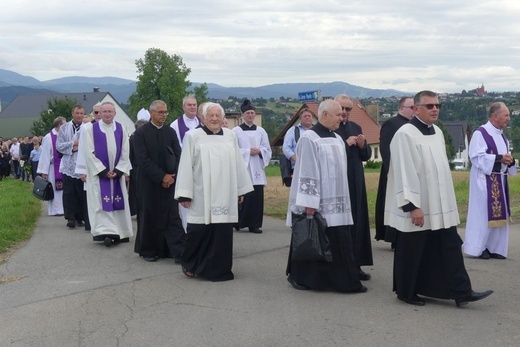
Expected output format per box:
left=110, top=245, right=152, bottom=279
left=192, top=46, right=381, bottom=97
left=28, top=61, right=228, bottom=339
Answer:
left=384, top=123, right=459, bottom=232
left=175, top=128, right=253, bottom=224
left=232, top=125, right=272, bottom=186
left=83, top=121, right=133, bottom=238
left=287, top=130, right=353, bottom=227
left=37, top=129, right=64, bottom=216
left=463, top=121, right=517, bottom=257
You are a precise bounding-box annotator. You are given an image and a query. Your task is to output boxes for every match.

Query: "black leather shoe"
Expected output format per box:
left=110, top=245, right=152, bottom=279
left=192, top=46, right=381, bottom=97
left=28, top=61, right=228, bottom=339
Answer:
left=352, top=285, right=368, bottom=293
left=287, top=276, right=309, bottom=290
left=455, top=290, right=493, bottom=307
left=103, top=237, right=113, bottom=247
left=479, top=249, right=490, bottom=259
left=398, top=294, right=426, bottom=306
left=143, top=256, right=157, bottom=262
left=249, top=228, right=263, bottom=234
left=489, top=252, right=506, bottom=259
left=66, top=220, right=76, bottom=228
left=75, top=220, right=85, bottom=227
left=359, top=270, right=371, bottom=281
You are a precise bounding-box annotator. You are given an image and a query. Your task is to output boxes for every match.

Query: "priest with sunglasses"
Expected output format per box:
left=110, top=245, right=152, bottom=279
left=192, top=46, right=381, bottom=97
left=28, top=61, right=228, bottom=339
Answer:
left=385, top=90, right=493, bottom=308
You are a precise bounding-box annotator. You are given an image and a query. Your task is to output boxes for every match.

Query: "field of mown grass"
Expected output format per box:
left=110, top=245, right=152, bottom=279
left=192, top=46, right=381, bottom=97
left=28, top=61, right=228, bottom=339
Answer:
left=265, top=166, right=520, bottom=227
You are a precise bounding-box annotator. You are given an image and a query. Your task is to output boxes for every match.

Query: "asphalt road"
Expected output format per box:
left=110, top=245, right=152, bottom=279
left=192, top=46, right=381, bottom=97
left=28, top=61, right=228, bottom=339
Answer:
left=1, top=207, right=519, bottom=346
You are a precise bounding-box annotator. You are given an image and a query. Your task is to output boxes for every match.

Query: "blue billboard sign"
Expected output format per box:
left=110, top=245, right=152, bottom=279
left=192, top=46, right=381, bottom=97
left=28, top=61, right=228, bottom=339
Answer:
left=298, top=90, right=319, bottom=102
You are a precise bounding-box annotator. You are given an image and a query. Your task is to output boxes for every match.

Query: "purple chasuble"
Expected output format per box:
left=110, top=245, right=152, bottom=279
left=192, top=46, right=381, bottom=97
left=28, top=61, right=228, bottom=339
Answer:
left=476, top=126, right=511, bottom=227
left=50, top=132, right=63, bottom=190
left=93, top=122, right=125, bottom=212
left=177, top=115, right=201, bottom=142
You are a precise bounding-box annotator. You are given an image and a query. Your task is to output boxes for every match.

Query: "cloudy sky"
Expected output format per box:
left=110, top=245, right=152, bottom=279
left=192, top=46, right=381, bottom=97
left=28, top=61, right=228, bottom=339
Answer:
left=1, top=0, right=520, bottom=93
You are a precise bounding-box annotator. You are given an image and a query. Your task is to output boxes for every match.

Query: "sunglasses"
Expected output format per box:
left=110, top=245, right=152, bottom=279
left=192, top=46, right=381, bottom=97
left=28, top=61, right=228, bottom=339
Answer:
left=342, top=107, right=353, bottom=112
left=94, top=111, right=99, bottom=114
left=418, top=104, right=442, bottom=110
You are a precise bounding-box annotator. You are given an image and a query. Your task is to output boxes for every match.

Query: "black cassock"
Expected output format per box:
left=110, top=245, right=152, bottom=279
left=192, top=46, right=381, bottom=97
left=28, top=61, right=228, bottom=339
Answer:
left=133, top=122, right=185, bottom=259
left=335, top=121, right=373, bottom=267
left=374, top=114, right=409, bottom=242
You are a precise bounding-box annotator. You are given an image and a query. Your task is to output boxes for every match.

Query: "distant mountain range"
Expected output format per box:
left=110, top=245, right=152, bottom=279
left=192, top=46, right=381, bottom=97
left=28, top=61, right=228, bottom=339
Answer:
left=0, top=68, right=409, bottom=108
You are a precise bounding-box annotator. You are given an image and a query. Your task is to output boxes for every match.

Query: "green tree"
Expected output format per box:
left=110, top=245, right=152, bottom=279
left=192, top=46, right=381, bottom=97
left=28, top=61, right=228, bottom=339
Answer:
left=436, top=120, right=456, bottom=163
left=128, top=48, right=192, bottom=124
left=191, top=83, right=209, bottom=104
left=31, top=97, right=77, bottom=136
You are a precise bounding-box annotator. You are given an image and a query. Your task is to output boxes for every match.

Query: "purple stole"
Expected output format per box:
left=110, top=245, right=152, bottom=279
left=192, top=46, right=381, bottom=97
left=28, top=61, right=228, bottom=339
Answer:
left=178, top=115, right=201, bottom=142
left=476, top=126, right=511, bottom=227
left=93, top=122, right=125, bottom=212
left=50, top=131, right=63, bottom=190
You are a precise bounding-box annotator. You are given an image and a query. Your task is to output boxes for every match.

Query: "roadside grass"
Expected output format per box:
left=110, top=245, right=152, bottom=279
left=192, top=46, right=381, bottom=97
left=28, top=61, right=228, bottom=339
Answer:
left=265, top=166, right=520, bottom=227
left=0, top=178, right=42, bottom=262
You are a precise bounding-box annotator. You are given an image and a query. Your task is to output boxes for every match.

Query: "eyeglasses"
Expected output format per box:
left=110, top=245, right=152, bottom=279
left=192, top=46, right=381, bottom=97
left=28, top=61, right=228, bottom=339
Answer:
left=342, top=107, right=353, bottom=112
left=417, top=104, right=442, bottom=110
left=153, top=111, right=169, bottom=115
left=94, top=111, right=99, bottom=114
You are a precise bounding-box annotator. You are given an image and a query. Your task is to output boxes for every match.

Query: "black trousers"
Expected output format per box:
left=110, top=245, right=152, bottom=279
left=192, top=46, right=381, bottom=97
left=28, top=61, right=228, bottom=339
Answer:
left=394, top=227, right=472, bottom=300
left=62, top=174, right=86, bottom=223
left=237, top=185, right=264, bottom=230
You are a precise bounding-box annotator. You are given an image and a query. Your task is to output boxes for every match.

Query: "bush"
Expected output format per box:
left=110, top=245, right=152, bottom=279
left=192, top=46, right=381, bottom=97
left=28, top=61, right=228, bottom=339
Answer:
left=364, top=160, right=381, bottom=169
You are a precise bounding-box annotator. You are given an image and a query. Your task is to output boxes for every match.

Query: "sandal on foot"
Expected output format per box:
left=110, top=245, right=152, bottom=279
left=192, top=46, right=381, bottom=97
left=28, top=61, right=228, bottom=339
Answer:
left=182, top=267, right=195, bottom=278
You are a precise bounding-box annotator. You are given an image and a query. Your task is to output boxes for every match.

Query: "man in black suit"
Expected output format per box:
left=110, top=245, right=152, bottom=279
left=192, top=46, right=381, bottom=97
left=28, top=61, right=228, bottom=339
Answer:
left=375, top=96, right=415, bottom=246
left=334, top=94, right=373, bottom=281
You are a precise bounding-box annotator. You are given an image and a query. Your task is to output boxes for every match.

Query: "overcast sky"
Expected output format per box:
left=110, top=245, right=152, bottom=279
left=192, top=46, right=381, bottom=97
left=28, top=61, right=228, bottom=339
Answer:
left=1, top=0, right=520, bottom=93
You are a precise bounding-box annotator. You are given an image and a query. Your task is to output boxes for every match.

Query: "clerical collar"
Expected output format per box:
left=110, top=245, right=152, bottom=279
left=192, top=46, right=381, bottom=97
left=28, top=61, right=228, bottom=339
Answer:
left=240, top=123, right=257, bottom=131
left=201, top=125, right=223, bottom=136
left=312, top=122, right=336, bottom=138
left=410, top=116, right=435, bottom=135
left=150, top=121, right=163, bottom=129
left=72, top=122, right=81, bottom=133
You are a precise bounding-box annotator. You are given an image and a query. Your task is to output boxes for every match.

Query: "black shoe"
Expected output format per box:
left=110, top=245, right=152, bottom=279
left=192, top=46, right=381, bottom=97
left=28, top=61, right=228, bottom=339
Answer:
left=119, top=237, right=129, bottom=243
left=489, top=252, right=506, bottom=259
left=287, top=276, right=309, bottom=290
left=76, top=220, right=85, bottom=227
left=398, top=294, right=426, bottom=306
left=249, top=228, right=263, bottom=234
left=174, top=257, right=182, bottom=264
left=351, top=285, right=368, bottom=293
left=479, top=249, right=490, bottom=259
left=143, top=256, right=157, bottom=262
left=103, top=237, right=113, bottom=247
left=455, top=290, right=493, bottom=307
left=359, top=270, right=371, bottom=281
left=66, top=220, right=76, bottom=228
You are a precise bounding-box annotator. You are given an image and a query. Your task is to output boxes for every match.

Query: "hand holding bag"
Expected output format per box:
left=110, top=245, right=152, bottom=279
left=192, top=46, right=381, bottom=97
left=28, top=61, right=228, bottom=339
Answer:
left=291, top=212, right=332, bottom=262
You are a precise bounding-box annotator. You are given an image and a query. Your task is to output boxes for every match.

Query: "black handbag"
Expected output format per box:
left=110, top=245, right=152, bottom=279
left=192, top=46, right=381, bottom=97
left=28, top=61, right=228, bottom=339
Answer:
left=33, top=176, right=54, bottom=201
left=291, top=212, right=332, bottom=262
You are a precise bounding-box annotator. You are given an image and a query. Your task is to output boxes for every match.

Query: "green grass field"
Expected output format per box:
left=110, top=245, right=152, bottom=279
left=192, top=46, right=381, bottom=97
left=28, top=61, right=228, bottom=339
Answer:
left=0, top=178, right=42, bottom=262
left=264, top=165, right=520, bottom=227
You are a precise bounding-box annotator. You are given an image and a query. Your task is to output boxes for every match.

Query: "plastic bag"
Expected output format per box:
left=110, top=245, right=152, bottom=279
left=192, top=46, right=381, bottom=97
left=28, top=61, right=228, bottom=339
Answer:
left=291, top=212, right=332, bottom=262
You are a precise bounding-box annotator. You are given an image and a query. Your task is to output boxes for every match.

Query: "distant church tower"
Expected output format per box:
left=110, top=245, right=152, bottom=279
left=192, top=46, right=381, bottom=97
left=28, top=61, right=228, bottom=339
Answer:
left=475, top=83, right=486, bottom=96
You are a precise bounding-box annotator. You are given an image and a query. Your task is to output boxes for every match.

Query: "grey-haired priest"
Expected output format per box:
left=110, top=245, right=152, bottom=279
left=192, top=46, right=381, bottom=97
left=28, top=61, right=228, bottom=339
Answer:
left=82, top=101, right=133, bottom=246
left=175, top=102, right=253, bottom=281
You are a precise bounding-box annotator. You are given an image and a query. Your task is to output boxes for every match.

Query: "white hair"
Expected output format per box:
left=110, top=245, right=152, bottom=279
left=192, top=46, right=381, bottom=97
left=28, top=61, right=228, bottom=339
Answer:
left=202, top=102, right=225, bottom=119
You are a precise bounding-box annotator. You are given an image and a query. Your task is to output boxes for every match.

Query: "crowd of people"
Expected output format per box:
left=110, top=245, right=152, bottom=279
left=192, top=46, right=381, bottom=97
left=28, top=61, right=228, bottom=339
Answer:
left=0, top=135, right=43, bottom=182
left=1, top=91, right=514, bottom=308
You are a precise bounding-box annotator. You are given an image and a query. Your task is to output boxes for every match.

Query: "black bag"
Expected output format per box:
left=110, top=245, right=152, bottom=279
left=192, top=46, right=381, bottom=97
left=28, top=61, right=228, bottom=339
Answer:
left=291, top=212, right=332, bottom=262
left=33, top=176, right=54, bottom=201
left=279, top=154, right=293, bottom=187
left=279, top=126, right=300, bottom=187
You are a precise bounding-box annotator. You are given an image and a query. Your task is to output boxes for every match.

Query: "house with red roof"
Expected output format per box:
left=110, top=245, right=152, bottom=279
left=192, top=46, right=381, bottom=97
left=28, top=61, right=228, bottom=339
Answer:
left=271, top=100, right=382, bottom=162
